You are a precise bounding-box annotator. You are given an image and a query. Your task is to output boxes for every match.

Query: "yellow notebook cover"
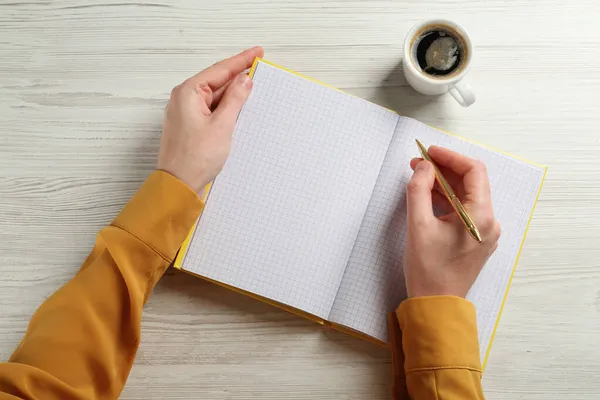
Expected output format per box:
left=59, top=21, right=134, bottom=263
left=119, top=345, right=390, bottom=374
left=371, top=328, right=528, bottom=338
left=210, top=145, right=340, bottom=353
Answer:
left=174, top=58, right=547, bottom=368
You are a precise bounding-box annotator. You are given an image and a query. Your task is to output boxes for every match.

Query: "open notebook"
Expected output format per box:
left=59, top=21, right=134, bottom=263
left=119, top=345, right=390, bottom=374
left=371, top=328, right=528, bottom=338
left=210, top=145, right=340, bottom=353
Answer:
left=175, top=59, right=546, bottom=366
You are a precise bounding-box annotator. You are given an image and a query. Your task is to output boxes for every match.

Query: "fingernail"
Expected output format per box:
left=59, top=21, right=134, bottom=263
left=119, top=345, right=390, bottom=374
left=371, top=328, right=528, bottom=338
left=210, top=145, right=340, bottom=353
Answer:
left=237, top=74, right=252, bottom=89
left=415, top=160, right=429, bottom=173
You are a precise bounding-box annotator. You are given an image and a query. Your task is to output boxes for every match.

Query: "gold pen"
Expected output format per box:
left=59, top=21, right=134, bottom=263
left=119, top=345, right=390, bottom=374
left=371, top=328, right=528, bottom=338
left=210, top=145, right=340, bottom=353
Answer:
left=415, top=139, right=482, bottom=243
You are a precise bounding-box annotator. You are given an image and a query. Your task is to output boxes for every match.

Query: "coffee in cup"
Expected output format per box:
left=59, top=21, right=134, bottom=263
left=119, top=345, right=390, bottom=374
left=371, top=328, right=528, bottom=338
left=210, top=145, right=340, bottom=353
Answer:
left=403, top=20, right=475, bottom=107
left=412, top=25, right=467, bottom=77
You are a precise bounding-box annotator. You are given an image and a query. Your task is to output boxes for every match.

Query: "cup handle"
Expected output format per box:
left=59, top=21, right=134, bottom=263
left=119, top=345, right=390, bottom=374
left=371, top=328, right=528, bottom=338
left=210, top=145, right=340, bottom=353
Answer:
left=449, top=80, right=476, bottom=107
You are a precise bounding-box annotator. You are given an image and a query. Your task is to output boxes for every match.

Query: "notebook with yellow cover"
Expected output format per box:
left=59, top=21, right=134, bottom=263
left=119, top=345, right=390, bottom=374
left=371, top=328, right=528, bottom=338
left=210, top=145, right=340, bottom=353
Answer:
left=174, top=59, right=546, bottom=367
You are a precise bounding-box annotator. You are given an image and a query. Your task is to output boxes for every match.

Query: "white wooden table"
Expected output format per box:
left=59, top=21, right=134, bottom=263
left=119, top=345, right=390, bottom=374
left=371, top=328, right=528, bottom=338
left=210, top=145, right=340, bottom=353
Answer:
left=1, top=1, right=599, bottom=398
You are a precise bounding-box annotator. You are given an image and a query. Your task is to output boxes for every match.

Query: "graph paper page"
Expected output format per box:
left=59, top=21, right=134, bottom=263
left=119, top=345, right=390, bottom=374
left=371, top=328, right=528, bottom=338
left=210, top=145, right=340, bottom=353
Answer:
left=330, top=117, right=545, bottom=362
left=181, top=61, right=399, bottom=319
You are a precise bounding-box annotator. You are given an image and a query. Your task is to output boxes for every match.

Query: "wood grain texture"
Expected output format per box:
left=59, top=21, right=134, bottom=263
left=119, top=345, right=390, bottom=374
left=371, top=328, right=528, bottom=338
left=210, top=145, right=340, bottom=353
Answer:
left=1, top=0, right=599, bottom=398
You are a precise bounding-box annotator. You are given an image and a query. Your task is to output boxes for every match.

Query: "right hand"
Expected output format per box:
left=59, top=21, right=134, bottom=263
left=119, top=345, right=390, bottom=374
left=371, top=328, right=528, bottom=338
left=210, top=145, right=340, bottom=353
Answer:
left=403, top=146, right=501, bottom=298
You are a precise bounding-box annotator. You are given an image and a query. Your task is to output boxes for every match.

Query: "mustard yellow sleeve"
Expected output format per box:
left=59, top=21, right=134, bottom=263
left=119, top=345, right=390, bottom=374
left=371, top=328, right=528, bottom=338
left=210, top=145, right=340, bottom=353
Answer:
left=392, top=296, right=485, bottom=400
left=0, top=171, right=203, bottom=400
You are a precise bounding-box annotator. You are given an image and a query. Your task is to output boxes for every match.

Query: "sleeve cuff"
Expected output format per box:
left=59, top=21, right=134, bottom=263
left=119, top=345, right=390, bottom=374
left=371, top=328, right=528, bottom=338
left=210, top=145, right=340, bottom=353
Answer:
left=396, top=296, right=482, bottom=373
left=112, top=171, right=204, bottom=262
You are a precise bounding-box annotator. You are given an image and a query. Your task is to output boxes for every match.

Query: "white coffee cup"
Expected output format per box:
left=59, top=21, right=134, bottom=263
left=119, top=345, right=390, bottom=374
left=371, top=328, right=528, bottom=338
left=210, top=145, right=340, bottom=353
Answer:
left=403, top=19, right=475, bottom=107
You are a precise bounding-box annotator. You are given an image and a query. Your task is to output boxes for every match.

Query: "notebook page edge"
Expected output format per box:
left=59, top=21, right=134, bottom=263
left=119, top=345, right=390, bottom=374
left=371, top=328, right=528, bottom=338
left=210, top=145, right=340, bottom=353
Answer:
left=326, top=321, right=389, bottom=347
left=174, top=181, right=213, bottom=270
left=179, top=266, right=326, bottom=325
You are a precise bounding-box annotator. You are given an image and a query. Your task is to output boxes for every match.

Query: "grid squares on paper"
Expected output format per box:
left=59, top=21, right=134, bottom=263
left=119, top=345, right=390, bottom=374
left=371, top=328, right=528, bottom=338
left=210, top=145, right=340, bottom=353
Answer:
left=329, top=117, right=545, bottom=362
left=182, top=61, right=399, bottom=319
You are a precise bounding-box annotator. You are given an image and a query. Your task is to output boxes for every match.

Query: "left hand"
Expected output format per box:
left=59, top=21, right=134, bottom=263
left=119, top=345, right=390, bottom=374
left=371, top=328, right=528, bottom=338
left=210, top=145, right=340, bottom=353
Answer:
left=157, top=46, right=264, bottom=194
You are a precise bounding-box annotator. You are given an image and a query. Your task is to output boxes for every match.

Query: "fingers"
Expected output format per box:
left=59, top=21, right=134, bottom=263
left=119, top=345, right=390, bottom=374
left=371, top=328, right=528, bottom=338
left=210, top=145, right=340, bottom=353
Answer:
left=189, top=46, right=264, bottom=90
left=211, top=73, right=253, bottom=128
left=421, top=147, right=499, bottom=242
left=406, top=160, right=436, bottom=226
left=409, top=157, right=422, bottom=170
left=426, top=146, right=492, bottom=207
left=410, top=157, right=466, bottom=200
left=432, top=190, right=453, bottom=216
left=410, top=158, right=453, bottom=215
left=211, top=81, right=231, bottom=109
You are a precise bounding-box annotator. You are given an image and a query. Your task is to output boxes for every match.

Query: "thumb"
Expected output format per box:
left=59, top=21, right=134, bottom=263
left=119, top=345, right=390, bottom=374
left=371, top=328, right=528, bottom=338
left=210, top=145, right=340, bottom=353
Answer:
left=212, top=73, right=253, bottom=128
left=406, top=160, right=436, bottom=225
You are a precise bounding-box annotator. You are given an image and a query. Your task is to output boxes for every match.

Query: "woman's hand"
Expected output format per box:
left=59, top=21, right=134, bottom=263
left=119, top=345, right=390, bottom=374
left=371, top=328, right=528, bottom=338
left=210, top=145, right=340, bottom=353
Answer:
left=403, top=146, right=501, bottom=298
left=157, top=46, right=264, bottom=194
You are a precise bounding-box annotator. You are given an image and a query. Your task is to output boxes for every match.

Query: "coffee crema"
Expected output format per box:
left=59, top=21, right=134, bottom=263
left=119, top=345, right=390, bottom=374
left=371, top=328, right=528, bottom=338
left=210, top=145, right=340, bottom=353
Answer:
left=411, top=25, right=467, bottom=78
